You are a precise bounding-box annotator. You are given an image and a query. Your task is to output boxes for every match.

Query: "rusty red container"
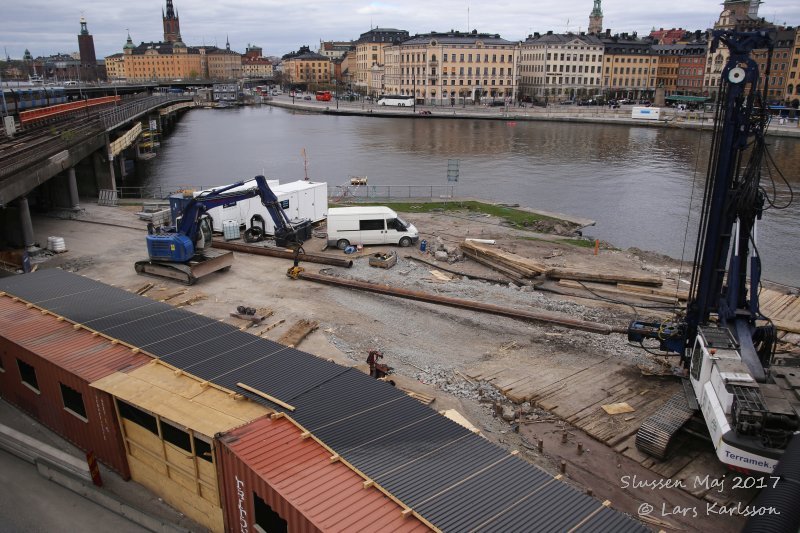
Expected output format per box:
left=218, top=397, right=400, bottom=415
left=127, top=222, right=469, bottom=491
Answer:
left=0, top=296, right=151, bottom=478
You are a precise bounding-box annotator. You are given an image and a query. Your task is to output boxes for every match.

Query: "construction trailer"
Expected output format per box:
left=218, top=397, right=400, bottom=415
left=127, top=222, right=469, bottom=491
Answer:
left=186, top=179, right=328, bottom=235
left=0, top=294, right=151, bottom=478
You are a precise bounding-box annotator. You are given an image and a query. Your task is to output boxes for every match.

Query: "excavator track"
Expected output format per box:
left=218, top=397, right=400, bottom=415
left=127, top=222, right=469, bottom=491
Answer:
left=134, top=249, right=233, bottom=286
left=636, top=389, right=696, bottom=460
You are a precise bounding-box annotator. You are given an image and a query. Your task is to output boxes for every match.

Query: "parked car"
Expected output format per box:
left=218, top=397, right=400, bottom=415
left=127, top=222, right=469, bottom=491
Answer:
left=418, top=110, right=432, bottom=115
left=303, top=95, right=312, bottom=100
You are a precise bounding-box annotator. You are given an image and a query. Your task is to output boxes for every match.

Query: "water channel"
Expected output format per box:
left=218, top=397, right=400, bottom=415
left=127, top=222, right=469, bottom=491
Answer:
left=134, top=106, right=800, bottom=286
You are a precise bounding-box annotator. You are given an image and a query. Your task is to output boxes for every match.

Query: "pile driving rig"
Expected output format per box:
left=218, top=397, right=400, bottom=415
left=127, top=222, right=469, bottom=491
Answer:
left=628, top=30, right=798, bottom=473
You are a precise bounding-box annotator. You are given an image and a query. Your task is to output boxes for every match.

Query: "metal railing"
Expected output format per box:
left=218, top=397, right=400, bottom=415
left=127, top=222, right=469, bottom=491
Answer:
left=330, top=184, right=456, bottom=202
left=100, top=94, right=192, bottom=130
left=115, top=184, right=458, bottom=202
left=116, top=184, right=216, bottom=200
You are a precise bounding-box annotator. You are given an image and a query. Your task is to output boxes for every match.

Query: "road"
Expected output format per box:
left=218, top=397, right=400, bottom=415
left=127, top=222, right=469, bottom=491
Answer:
left=0, top=450, right=149, bottom=533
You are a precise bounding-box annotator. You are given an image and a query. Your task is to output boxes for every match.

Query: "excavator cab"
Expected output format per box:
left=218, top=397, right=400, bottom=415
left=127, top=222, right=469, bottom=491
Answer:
left=195, top=215, right=214, bottom=251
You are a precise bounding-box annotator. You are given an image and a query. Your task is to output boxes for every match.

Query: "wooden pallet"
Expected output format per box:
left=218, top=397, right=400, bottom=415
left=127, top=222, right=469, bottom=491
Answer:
left=278, top=319, right=318, bottom=348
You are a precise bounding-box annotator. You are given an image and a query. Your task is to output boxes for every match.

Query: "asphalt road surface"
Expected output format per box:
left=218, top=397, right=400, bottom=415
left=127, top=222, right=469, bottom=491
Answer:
left=0, top=450, right=148, bottom=533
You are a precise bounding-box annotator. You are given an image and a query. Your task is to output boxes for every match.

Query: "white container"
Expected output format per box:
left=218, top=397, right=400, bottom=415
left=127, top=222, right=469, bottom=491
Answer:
left=203, top=179, right=328, bottom=235
left=631, top=106, right=661, bottom=120
left=222, top=220, right=240, bottom=241
left=197, top=179, right=280, bottom=232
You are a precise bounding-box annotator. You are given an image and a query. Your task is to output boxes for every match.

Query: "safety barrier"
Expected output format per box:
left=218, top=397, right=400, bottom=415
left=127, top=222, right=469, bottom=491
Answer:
left=98, top=189, right=119, bottom=206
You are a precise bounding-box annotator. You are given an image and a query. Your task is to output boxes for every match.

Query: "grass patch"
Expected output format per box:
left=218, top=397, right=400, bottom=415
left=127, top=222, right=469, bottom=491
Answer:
left=347, top=200, right=560, bottom=228
left=556, top=238, right=595, bottom=248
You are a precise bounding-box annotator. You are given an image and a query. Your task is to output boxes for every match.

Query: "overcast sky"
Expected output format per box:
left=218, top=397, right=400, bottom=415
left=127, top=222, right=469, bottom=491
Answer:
left=3, top=0, right=799, bottom=60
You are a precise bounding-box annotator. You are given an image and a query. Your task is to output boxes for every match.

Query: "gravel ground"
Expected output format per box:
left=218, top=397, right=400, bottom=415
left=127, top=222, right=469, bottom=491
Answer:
left=303, top=248, right=669, bottom=442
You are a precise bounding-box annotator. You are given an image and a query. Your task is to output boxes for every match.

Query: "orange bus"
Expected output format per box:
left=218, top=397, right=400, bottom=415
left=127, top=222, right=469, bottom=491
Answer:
left=315, top=90, right=332, bottom=102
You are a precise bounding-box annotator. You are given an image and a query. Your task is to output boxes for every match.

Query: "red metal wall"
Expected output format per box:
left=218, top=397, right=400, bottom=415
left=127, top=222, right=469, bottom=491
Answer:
left=216, top=429, right=320, bottom=533
left=0, top=297, right=151, bottom=479
left=0, top=338, right=133, bottom=478
left=215, top=416, right=430, bottom=533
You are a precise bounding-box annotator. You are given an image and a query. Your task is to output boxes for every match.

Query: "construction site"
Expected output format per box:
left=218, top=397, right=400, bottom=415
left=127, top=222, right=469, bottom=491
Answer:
left=2, top=30, right=799, bottom=533
left=0, top=194, right=797, bottom=531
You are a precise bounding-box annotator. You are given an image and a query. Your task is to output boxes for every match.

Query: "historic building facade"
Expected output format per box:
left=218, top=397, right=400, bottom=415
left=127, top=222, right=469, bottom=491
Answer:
left=283, top=52, right=331, bottom=86
left=383, top=31, right=519, bottom=105
left=601, top=34, right=659, bottom=100
left=355, top=28, right=409, bottom=93
left=518, top=32, right=603, bottom=102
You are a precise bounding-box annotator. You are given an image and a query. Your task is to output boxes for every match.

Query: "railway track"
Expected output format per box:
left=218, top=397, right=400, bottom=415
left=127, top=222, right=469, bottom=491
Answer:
left=0, top=117, right=105, bottom=181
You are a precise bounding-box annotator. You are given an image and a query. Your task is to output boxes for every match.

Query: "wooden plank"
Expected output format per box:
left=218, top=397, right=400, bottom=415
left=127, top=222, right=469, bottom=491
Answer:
left=277, top=319, right=319, bottom=348
left=547, top=267, right=662, bottom=287
left=236, top=382, right=295, bottom=411
left=257, top=319, right=285, bottom=336
left=559, top=279, right=677, bottom=304
left=616, top=282, right=689, bottom=300
left=773, top=318, right=800, bottom=335
left=429, top=270, right=453, bottom=282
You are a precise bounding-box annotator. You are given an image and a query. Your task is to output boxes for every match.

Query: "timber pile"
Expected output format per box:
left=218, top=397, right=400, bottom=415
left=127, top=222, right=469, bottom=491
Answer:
left=460, top=240, right=663, bottom=287
left=460, top=241, right=547, bottom=285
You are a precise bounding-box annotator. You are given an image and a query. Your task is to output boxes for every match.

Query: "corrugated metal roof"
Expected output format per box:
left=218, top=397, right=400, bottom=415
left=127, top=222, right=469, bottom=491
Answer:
left=220, top=416, right=431, bottom=532
left=0, top=270, right=647, bottom=532
left=0, top=296, right=150, bottom=382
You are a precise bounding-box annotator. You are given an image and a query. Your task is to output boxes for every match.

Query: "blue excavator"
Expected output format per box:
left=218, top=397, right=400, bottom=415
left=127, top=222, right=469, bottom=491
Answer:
left=135, top=175, right=310, bottom=285
left=627, top=30, right=798, bottom=473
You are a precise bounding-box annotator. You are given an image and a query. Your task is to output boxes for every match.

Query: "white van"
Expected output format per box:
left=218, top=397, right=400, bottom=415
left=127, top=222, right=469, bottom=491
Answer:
left=326, top=206, right=419, bottom=249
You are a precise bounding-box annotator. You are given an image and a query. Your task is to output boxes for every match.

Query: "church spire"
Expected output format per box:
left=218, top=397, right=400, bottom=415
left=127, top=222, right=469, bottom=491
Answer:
left=162, top=0, right=181, bottom=43
left=588, top=0, right=603, bottom=34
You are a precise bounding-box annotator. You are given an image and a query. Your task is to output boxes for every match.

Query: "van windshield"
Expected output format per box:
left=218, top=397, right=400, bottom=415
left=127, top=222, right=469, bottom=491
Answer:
left=395, top=216, right=410, bottom=230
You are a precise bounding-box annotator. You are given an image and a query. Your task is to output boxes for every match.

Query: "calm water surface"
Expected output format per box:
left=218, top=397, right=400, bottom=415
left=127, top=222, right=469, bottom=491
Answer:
left=135, top=106, right=800, bottom=286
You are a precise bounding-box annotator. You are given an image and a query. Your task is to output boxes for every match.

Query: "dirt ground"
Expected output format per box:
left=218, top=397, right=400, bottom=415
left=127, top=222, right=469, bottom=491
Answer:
left=22, top=204, right=757, bottom=532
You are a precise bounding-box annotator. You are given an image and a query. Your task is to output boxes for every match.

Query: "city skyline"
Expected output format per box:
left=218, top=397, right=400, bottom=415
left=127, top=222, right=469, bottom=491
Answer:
left=3, top=0, right=800, bottom=60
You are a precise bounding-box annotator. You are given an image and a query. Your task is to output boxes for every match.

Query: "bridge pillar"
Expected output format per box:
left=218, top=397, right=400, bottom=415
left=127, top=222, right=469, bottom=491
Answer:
left=67, top=167, right=80, bottom=209
left=17, top=196, right=37, bottom=252
left=93, top=135, right=116, bottom=193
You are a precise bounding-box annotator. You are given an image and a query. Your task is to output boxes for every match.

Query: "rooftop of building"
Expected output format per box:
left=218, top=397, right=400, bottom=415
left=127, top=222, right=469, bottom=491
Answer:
left=285, top=52, right=330, bottom=61
left=402, top=30, right=515, bottom=46
left=357, top=28, right=410, bottom=43
left=524, top=32, right=604, bottom=45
